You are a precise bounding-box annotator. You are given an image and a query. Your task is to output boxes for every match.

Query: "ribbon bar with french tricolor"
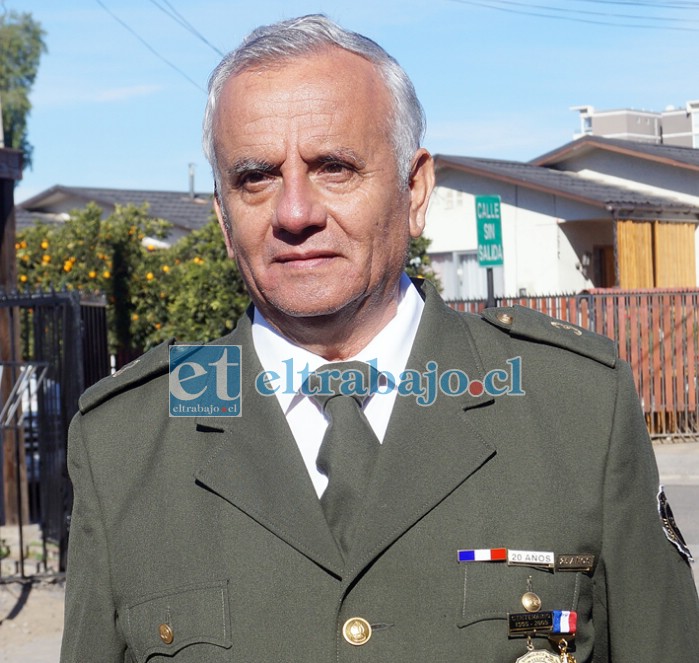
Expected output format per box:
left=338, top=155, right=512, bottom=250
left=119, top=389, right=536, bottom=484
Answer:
left=552, top=610, right=577, bottom=634
left=457, top=547, right=508, bottom=563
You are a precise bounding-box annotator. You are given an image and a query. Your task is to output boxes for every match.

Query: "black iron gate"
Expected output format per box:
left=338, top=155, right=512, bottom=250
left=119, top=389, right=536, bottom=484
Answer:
left=0, top=290, right=109, bottom=579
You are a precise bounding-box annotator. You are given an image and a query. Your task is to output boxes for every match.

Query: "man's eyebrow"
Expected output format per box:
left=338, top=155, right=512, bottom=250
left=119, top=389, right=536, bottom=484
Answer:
left=228, top=158, right=276, bottom=175
left=316, top=149, right=366, bottom=169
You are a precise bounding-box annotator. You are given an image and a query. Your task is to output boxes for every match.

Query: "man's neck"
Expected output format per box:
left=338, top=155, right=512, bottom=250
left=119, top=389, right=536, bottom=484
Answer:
left=256, top=283, right=404, bottom=361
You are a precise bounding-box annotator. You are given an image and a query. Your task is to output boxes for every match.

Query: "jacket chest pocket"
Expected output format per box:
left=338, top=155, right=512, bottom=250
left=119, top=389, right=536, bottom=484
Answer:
left=457, top=564, right=584, bottom=629
left=122, top=580, right=233, bottom=662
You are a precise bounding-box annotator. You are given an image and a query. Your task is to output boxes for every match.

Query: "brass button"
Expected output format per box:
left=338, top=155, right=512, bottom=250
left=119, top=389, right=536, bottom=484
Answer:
left=342, top=617, right=372, bottom=646
left=159, top=623, right=174, bottom=645
left=496, top=312, right=513, bottom=325
left=521, top=591, right=542, bottom=613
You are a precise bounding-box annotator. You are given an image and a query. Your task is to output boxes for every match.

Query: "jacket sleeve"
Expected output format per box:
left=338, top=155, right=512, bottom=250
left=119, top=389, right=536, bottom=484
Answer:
left=596, top=360, right=699, bottom=660
left=60, top=413, right=126, bottom=662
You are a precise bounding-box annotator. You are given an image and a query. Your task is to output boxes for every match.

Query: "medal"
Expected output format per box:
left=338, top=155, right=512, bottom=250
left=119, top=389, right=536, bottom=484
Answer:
left=515, top=637, right=559, bottom=662
left=515, top=651, right=560, bottom=663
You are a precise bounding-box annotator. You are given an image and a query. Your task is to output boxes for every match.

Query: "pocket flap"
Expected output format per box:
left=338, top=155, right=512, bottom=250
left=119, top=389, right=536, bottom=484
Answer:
left=124, top=580, right=232, bottom=660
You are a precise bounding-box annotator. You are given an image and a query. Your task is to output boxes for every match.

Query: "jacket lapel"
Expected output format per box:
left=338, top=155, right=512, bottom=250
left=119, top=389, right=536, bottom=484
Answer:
left=193, top=311, right=344, bottom=577
left=192, top=282, right=498, bottom=580
left=346, top=281, right=498, bottom=574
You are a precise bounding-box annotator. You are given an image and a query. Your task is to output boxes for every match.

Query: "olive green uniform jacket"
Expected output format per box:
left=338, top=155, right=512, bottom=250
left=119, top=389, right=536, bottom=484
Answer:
left=61, top=279, right=699, bottom=662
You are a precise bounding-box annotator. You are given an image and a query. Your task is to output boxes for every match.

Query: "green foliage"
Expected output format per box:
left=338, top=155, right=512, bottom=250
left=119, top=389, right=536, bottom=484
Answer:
left=17, top=202, right=172, bottom=353
left=146, top=219, right=249, bottom=346
left=17, top=206, right=248, bottom=354
left=0, top=11, right=46, bottom=169
left=406, top=235, right=441, bottom=290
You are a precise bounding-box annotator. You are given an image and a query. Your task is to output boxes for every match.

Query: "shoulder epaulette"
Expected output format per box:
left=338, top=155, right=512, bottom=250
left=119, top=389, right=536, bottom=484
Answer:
left=79, top=338, right=176, bottom=415
left=481, top=305, right=617, bottom=368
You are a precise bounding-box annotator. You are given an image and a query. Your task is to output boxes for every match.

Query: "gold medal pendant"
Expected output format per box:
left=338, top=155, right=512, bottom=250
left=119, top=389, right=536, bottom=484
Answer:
left=515, top=651, right=560, bottom=663
left=515, top=637, right=559, bottom=663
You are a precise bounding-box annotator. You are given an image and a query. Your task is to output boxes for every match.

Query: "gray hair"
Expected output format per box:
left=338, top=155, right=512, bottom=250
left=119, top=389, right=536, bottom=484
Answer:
left=202, top=14, right=425, bottom=189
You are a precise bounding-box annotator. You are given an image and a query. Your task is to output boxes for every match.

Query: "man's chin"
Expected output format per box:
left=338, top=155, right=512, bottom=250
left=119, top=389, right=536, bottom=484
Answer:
left=254, top=279, right=360, bottom=317
left=266, top=300, right=352, bottom=321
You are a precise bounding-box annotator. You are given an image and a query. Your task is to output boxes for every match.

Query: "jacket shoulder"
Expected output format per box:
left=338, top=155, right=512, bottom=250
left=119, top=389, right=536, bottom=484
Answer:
left=79, top=338, right=175, bottom=415
left=480, top=304, right=617, bottom=368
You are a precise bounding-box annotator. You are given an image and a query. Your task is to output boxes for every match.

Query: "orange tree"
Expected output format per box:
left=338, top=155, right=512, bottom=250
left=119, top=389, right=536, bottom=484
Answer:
left=16, top=202, right=171, bottom=355
left=141, top=217, right=250, bottom=347
left=16, top=206, right=250, bottom=355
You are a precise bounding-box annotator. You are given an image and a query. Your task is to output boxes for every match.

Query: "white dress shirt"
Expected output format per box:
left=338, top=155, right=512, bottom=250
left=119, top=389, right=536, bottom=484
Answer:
left=252, top=274, right=424, bottom=496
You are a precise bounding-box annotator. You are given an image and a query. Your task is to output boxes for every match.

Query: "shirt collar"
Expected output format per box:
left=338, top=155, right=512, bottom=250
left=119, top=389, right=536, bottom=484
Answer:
left=252, top=273, right=424, bottom=413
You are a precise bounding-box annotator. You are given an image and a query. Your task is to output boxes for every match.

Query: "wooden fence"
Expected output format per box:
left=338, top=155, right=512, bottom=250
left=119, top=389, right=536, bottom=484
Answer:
left=448, top=289, right=699, bottom=440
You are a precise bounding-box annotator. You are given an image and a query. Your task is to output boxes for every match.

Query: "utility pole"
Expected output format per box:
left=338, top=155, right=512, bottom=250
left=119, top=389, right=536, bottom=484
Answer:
left=0, top=146, right=25, bottom=525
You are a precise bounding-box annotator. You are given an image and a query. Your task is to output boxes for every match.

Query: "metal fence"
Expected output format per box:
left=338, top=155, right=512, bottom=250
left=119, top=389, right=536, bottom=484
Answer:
left=448, top=288, right=699, bottom=440
left=1, top=290, right=109, bottom=579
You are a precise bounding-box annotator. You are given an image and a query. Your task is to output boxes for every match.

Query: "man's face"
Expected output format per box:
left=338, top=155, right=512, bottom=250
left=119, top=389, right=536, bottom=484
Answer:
left=212, top=48, right=432, bottom=329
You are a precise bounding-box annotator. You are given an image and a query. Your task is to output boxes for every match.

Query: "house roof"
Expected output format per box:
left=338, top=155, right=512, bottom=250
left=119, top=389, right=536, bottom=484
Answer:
left=434, top=154, right=699, bottom=218
left=530, top=136, right=699, bottom=171
left=16, top=185, right=214, bottom=232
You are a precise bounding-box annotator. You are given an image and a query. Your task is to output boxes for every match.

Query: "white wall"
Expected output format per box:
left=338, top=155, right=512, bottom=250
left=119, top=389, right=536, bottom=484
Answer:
left=424, top=185, right=476, bottom=253
left=425, top=176, right=599, bottom=297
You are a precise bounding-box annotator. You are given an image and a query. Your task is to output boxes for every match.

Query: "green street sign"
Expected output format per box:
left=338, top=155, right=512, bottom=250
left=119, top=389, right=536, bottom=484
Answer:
left=476, top=195, right=504, bottom=267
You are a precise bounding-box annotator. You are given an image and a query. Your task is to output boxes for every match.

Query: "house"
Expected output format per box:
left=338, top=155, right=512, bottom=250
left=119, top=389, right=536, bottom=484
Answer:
left=571, top=101, right=699, bottom=147
left=16, top=185, right=214, bottom=245
left=426, top=137, right=699, bottom=300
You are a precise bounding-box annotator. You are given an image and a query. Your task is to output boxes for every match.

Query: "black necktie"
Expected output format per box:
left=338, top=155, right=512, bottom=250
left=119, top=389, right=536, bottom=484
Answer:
left=305, top=361, right=379, bottom=557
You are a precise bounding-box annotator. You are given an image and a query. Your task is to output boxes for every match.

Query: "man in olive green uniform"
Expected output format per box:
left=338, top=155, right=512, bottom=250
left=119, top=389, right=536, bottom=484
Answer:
left=61, top=15, right=699, bottom=662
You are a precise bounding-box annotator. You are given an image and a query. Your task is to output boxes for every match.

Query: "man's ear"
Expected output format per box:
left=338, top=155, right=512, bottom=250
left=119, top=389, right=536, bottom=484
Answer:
left=213, top=191, right=236, bottom=259
left=407, top=148, right=435, bottom=239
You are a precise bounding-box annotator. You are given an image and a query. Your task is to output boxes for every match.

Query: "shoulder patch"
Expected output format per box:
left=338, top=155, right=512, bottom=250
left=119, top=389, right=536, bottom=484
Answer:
left=79, top=338, right=175, bottom=415
left=658, top=485, right=693, bottom=562
left=481, top=305, right=617, bottom=368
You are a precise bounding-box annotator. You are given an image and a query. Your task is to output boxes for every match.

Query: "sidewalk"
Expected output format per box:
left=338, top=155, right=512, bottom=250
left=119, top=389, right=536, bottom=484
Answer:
left=653, top=439, right=699, bottom=485
left=0, top=580, right=64, bottom=663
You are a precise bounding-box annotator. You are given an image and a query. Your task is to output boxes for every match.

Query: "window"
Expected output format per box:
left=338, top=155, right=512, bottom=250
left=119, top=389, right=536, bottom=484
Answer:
left=431, top=251, right=505, bottom=300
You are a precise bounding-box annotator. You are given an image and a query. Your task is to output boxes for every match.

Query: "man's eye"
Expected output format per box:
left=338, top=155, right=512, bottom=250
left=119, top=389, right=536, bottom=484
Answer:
left=321, top=161, right=355, bottom=177
left=238, top=171, right=270, bottom=188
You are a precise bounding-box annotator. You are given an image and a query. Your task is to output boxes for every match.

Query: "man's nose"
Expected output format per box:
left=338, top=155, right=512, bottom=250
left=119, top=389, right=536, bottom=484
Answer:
left=273, top=172, right=326, bottom=234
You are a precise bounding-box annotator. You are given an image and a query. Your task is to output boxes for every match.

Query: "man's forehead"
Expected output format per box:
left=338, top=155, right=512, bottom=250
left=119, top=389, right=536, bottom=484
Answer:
left=230, top=45, right=375, bottom=80
left=212, top=49, right=392, bottom=155
left=220, top=47, right=385, bottom=104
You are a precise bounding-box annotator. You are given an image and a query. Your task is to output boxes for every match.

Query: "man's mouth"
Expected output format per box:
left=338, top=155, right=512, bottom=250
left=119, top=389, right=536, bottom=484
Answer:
left=274, top=250, right=340, bottom=266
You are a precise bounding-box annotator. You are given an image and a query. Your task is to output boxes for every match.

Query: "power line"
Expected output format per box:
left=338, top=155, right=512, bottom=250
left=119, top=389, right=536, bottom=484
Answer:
left=577, top=1, right=699, bottom=8
left=448, top=0, right=699, bottom=30
left=147, top=0, right=225, bottom=57
left=95, top=0, right=206, bottom=92
left=493, top=0, right=699, bottom=22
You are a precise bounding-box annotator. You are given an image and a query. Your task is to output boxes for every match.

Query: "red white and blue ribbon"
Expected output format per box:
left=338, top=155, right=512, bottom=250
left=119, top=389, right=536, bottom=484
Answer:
left=457, top=547, right=508, bottom=562
left=552, top=610, right=577, bottom=634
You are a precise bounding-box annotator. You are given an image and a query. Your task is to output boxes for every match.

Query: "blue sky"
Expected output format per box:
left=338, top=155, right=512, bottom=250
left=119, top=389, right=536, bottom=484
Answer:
left=14, top=0, right=699, bottom=203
